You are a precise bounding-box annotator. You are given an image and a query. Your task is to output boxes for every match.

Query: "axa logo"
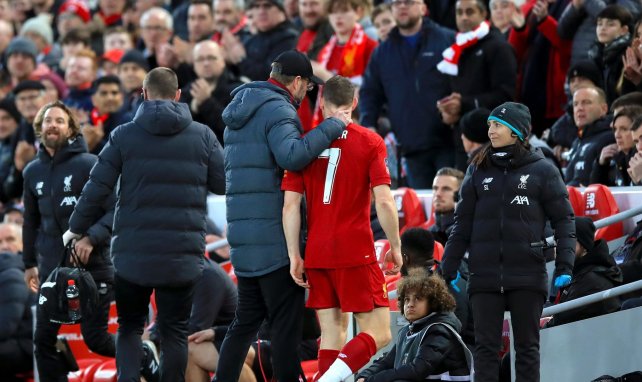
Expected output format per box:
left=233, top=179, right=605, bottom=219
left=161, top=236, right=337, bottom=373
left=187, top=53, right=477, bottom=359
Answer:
left=482, top=177, right=493, bottom=191
left=518, top=174, right=530, bottom=189
left=60, top=196, right=79, bottom=206
left=63, top=175, right=73, bottom=192
left=36, top=182, right=44, bottom=195
left=511, top=195, right=530, bottom=205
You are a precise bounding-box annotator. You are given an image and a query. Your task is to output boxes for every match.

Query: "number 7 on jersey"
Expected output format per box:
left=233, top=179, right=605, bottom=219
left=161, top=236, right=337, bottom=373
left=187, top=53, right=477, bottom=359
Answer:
left=319, top=148, right=341, bottom=204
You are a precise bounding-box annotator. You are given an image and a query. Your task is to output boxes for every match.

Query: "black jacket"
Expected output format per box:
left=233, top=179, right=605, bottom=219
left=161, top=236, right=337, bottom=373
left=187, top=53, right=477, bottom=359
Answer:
left=565, top=116, right=615, bottom=186
left=442, top=145, right=576, bottom=295
left=450, top=27, right=517, bottom=115
left=589, top=35, right=630, bottom=105
left=0, top=252, right=32, bottom=355
left=429, top=211, right=455, bottom=247
left=548, top=104, right=577, bottom=149
left=90, top=110, right=129, bottom=155
left=590, top=148, right=635, bottom=187
left=69, top=101, right=225, bottom=287
left=237, top=20, right=298, bottom=80
left=547, top=239, right=622, bottom=327
left=357, top=312, right=469, bottom=381
left=22, top=135, right=114, bottom=282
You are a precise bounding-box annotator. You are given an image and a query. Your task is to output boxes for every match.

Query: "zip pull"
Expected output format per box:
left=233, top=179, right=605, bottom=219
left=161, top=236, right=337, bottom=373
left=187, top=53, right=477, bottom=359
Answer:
left=500, top=286, right=504, bottom=294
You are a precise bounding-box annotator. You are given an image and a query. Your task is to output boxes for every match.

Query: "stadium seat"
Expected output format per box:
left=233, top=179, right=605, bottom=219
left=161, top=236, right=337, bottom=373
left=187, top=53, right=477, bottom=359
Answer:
left=219, top=260, right=238, bottom=284
left=391, top=187, right=427, bottom=233
left=66, top=358, right=102, bottom=382
left=92, top=359, right=117, bottom=382
left=433, top=241, right=444, bottom=263
left=386, top=273, right=402, bottom=311
left=566, top=186, right=584, bottom=217
left=60, top=301, right=118, bottom=365
left=301, top=360, right=319, bottom=382
left=374, top=239, right=392, bottom=270
left=582, top=184, right=623, bottom=241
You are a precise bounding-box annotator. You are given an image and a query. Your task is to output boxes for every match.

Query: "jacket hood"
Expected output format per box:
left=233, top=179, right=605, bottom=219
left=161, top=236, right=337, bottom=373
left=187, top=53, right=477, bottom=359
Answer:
left=223, top=81, right=293, bottom=131
left=37, top=133, right=88, bottom=164
left=409, top=311, right=462, bottom=334
left=133, top=100, right=193, bottom=136
left=574, top=239, right=623, bottom=282
left=582, top=116, right=612, bottom=139
left=0, top=252, right=25, bottom=272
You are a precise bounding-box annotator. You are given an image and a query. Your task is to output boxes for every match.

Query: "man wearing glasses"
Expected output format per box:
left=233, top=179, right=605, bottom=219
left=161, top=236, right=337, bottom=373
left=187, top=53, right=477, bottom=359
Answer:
left=359, top=0, right=456, bottom=189
left=216, top=50, right=352, bottom=382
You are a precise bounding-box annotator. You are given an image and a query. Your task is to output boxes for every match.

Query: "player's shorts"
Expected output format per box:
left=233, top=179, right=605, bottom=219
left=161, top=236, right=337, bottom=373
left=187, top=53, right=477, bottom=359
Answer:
left=306, top=262, right=389, bottom=313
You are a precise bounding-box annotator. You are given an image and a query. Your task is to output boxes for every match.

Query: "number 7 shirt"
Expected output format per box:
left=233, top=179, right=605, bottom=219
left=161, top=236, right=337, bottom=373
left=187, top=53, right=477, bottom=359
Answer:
left=281, top=123, right=391, bottom=269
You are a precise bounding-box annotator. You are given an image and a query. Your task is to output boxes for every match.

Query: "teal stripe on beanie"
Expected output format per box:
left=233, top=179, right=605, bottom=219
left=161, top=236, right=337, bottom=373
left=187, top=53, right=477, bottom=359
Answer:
left=487, top=116, right=525, bottom=142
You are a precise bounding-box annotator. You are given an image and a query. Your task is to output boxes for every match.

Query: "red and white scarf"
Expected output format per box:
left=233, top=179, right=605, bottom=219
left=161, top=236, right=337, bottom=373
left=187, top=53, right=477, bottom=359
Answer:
left=437, top=21, right=490, bottom=76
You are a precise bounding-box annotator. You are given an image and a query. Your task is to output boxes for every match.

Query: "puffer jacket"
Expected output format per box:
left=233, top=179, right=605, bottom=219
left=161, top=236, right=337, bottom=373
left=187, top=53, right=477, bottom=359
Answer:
left=0, top=252, right=33, bottom=356
left=222, top=80, right=345, bottom=277
left=442, top=145, right=576, bottom=295
left=565, top=116, right=614, bottom=186
left=69, top=101, right=225, bottom=287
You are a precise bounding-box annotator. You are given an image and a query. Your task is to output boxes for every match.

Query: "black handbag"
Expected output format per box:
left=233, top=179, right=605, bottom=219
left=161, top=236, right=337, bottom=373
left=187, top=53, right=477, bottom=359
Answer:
left=38, top=243, right=99, bottom=324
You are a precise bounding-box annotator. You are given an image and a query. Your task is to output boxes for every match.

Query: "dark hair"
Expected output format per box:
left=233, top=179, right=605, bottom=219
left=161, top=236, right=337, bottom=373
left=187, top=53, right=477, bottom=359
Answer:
left=597, top=5, right=632, bottom=29
left=435, top=167, right=464, bottom=186
left=613, top=105, right=642, bottom=126
left=457, top=0, right=488, bottom=15
left=323, top=76, right=355, bottom=108
left=33, top=101, right=81, bottom=138
left=471, top=139, right=532, bottom=168
left=143, top=67, right=179, bottom=99
left=92, top=75, right=122, bottom=94
left=611, top=91, right=642, bottom=111
left=269, top=62, right=297, bottom=85
left=400, top=228, right=435, bottom=276
left=372, top=3, right=391, bottom=21
left=61, top=28, right=91, bottom=46
left=635, top=18, right=642, bottom=39
left=328, top=0, right=362, bottom=13
left=397, top=269, right=456, bottom=315
left=631, top=114, right=642, bottom=132
left=190, top=0, right=214, bottom=12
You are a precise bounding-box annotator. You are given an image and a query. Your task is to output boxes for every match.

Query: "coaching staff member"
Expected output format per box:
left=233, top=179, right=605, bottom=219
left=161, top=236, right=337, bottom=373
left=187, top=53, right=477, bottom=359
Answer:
left=66, top=67, right=226, bottom=382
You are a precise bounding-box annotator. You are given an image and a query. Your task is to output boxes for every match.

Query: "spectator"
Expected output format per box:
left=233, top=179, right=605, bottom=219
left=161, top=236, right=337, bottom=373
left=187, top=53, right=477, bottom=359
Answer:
left=548, top=60, right=603, bottom=162
left=591, top=105, right=642, bottom=185
left=117, top=49, right=149, bottom=118
left=429, top=0, right=458, bottom=30
left=0, top=99, right=22, bottom=200
left=0, top=19, right=15, bottom=63
left=371, top=3, right=396, bottom=42
left=95, top=0, right=126, bottom=28
left=56, top=28, right=91, bottom=78
left=139, top=7, right=174, bottom=69
left=627, top=114, right=642, bottom=185
left=429, top=167, right=464, bottom=247
left=180, top=40, right=242, bottom=145
left=103, top=26, right=134, bottom=52
left=359, top=1, right=455, bottom=188
left=356, top=270, right=471, bottom=382
left=63, top=49, right=98, bottom=112
left=546, top=217, right=622, bottom=327
left=437, top=0, right=517, bottom=170
left=212, top=0, right=251, bottom=43
left=216, top=50, right=351, bottom=382
left=589, top=5, right=632, bottom=104
left=100, top=48, right=125, bottom=77
left=4, top=37, right=38, bottom=90
left=20, top=14, right=62, bottom=68
left=67, top=67, right=225, bottom=381
left=224, top=0, right=299, bottom=80
left=621, top=18, right=642, bottom=93
left=82, top=75, right=127, bottom=154
left=39, top=72, right=69, bottom=103
left=296, top=0, right=333, bottom=58
left=57, top=0, right=92, bottom=38
left=23, top=101, right=121, bottom=382
left=0, top=223, right=33, bottom=381
left=460, top=107, right=491, bottom=161
left=3, top=203, right=24, bottom=225
left=490, top=0, right=524, bottom=35
left=189, top=0, right=217, bottom=42
left=440, top=102, right=576, bottom=382
left=565, top=86, right=614, bottom=186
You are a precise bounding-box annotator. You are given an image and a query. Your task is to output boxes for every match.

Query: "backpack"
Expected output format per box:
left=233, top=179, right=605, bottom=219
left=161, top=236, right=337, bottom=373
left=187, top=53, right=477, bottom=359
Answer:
left=38, top=244, right=99, bottom=324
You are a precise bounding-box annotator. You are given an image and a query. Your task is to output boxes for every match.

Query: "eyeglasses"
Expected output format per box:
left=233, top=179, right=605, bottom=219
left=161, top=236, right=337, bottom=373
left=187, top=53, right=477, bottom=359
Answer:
left=391, top=0, right=422, bottom=8
left=142, top=25, right=168, bottom=32
left=251, top=2, right=275, bottom=9
left=194, top=55, right=219, bottom=63
left=303, top=78, right=315, bottom=92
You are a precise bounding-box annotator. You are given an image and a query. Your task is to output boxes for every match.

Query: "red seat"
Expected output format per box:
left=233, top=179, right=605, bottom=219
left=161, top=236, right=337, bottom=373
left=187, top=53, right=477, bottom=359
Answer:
left=374, top=239, right=392, bottom=270
left=219, top=260, right=238, bottom=284
left=392, top=187, right=427, bottom=233
left=433, top=241, right=444, bottom=263
left=385, top=273, right=402, bottom=311
left=301, top=359, right=319, bottom=382
left=566, top=186, right=584, bottom=217
left=60, top=302, right=118, bottom=365
left=92, top=359, right=117, bottom=382
left=582, top=184, right=623, bottom=241
left=65, top=358, right=102, bottom=382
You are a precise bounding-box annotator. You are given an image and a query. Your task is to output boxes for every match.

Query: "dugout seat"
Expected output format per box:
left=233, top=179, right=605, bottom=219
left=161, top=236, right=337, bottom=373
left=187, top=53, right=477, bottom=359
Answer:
left=433, top=241, right=444, bottom=263
left=375, top=239, right=393, bottom=270
left=92, top=359, right=117, bottom=382
left=301, top=359, right=319, bottom=382
left=566, top=186, right=584, bottom=217
left=582, top=184, right=623, bottom=241
left=392, top=187, right=427, bottom=233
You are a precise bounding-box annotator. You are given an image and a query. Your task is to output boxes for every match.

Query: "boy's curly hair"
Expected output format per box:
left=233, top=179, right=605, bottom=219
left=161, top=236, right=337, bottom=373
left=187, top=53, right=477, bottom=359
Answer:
left=397, top=268, right=456, bottom=316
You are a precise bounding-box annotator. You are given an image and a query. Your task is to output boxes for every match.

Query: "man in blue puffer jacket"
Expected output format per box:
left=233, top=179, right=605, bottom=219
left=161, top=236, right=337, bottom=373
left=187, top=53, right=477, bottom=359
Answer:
left=216, top=50, right=352, bottom=382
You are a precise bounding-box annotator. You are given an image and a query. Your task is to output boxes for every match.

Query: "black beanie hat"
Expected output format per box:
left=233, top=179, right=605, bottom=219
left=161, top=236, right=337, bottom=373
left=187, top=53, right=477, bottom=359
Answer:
left=488, top=102, right=531, bottom=142
left=575, top=217, right=596, bottom=251
left=0, top=98, right=21, bottom=123
left=461, top=108, right=491, bottom=144
left=567, top=60, right=604, bottom=89
left=119, top=49, right=150, bottom=72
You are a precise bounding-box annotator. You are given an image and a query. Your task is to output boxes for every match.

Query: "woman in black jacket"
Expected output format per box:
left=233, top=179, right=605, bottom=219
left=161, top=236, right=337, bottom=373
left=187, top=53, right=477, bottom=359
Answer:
left=440, top=102, right=576, bottom=382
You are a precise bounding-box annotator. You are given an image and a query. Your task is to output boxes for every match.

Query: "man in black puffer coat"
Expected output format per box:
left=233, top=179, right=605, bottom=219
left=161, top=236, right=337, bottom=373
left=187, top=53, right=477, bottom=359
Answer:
left=68, top=67, right=226, bottom=382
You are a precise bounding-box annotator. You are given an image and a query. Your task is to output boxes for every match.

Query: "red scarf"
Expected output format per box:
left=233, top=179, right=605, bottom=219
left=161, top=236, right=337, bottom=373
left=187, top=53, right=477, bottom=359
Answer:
left=296, top=29, right=317, bottom=54
left=212, top=16, right=248, bottom=43
left=91, top=108, right=109, bottom=126
left=437, top=21, right=490, bottom=76
left=99, top=11, right=122, bottom=26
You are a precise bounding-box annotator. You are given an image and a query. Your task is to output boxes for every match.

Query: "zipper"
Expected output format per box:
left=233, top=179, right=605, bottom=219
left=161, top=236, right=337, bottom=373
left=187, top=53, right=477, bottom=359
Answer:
left=499, top=166, right=508, bottom=294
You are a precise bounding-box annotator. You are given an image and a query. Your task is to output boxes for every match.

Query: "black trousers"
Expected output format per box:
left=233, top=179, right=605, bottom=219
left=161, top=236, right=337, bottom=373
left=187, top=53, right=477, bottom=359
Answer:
left=113, top=274, right=194, bottom=382
left=403, top=148, right=455, bottom=189
left=214, top=266, right=305, bottom=382
left=470, top=290, right=545, bottom=382
left=35, top=282, right=115, bottom=382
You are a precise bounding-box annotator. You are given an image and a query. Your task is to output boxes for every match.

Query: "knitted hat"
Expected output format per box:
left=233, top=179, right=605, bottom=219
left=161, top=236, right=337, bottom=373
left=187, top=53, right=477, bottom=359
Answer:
left=13, top=80, right=46, bottom=95
left=119, top=49, right=149, bottom=71
left=5, top=37, right=38, bottom=61
left=20, top=15, right=54, bottom=45
left=567, top=60, right=604, bottom=89
left=0, top=98, right=21, bottom=123
left=461, top=108, right=491, bottom=144
left=488, top=102, right=531, bottom=142
left=246, top=0, right=286, bottom=13
left=575, top=217, right=596, bottom=251
left=58, top=0, right=91, bottom=23
left=39, top=72, right=69, bottom=99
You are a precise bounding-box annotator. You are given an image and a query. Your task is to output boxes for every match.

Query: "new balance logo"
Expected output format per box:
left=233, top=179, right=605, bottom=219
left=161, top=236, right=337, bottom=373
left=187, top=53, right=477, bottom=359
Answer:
left=482, top=178, right=493, bottom=184
left=36, top=182, right=44, bottom=195
left=39, top=295, right=47, bottom=305
left=511, top=195, right=530, bottom=205
left=60, top=196, right=78, bottom=206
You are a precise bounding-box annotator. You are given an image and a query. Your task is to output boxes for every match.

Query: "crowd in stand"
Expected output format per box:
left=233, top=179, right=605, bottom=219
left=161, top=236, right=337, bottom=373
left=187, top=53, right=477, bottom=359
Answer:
left=2, top=0, right=642, bottom=380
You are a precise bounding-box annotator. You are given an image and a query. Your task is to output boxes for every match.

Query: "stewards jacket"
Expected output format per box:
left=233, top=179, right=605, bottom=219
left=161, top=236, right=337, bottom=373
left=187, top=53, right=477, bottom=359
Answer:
left=441, top=145, right=576, bottom=295
left=69, top=101, right=225, bottom=287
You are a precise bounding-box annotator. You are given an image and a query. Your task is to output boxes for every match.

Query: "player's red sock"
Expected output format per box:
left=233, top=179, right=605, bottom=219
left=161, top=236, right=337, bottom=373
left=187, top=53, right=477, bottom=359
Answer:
left=337, top=332, right=377, bottom=372
left=317, top=349, right=340, bottom=378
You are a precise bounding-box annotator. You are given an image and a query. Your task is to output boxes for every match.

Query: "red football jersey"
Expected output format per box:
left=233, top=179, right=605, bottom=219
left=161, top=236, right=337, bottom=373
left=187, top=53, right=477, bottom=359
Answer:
left=282, top=123, right=391, bottom=269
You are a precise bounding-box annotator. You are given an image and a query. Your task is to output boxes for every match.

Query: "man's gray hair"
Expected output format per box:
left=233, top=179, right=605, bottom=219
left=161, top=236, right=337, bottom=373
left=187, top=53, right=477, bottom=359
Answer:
left=141, top=7, right=173, bottom=30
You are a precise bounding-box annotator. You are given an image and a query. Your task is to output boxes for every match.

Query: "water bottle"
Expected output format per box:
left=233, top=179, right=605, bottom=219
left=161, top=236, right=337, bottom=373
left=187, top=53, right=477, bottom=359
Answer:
left=66, top=280, right=82, bottom=321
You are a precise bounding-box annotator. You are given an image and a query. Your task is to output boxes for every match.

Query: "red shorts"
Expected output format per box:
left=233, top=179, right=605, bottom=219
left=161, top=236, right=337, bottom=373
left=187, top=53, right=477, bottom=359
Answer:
left=306, top=262, right=389, bottom=313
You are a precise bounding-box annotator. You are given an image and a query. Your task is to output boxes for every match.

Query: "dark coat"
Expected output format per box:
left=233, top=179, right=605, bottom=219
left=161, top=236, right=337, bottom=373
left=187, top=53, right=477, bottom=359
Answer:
left=90, top=110, right=129, bottom=155
left=547, top=239, right=622, bottom=327
left=548, top=104, right=577, bottom=149
left=69, top=101, right=225, bottom=287
left=22, top=135, right=114, bottom=282
left=0, top=252, right=32, bottom=355
left=237, top=20, right=299, bottom=81
left=63, top=87, right=94, bottom=112
left=222, top=81, right=345, bottom=277
left=359, top=18, right=455, bottom=154
left=441, top=145, right=576, bottom=295
left=590, top=148, right=635, bottom=186
left=589, top=35, right=630, bottom=105
left=357, top=312, right=470, bottom=381
left=565, top=116, right=614, bottom=186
